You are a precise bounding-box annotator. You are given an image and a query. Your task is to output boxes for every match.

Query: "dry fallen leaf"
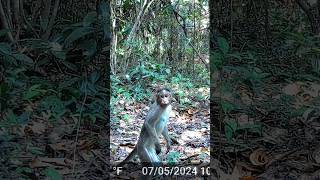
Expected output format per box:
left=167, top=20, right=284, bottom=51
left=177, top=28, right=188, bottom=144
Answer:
left=249, top=149, right=269, bottom=166
left=312, top=146, right=320, bottom=164
left=29, top=121, right=46, bottom=134
left=30, top=157, right=71, bottom=168
left=282, top=82, right=301, bottom=96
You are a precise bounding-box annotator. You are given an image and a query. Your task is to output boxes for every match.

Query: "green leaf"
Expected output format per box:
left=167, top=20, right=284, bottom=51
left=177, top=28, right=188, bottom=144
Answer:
left=64, top=27, right=94, bottom=45
left=29, top=147, right=45, bottom=155
left=59, top=60, right=78, bottom=71
left=31, top=39, right=50, bottom=49
left=51, top=50, right=66, bottom=60
left=80, top=39, right=97, bottom=58
left=0, top=43, right=12, bottom=55
left=5, top=110, right=18, bottom=124
left=44, top=167, right=62, bottom=180
left=123, top=114, right=129, bottom=121
left=228, top=52, right=242, bottom=60
left=0, top=82, right=9, bottom=95
left=0, top=29, right=10, bottom=37
left=221, top=101, right=234, bottom=114
left=90, top=71, right=100, bottom=83
left=217, top=37, right=229, bottom=55
left=12, top=53, right=33, bottom=64
left=225, top=125, right=233, bottom=142
left=224, top=118, right=237, bottom=142
left=40, top=17, right=49, bottom=31
left=16, top=167, right=32, bottom=174
left=83, top=11, right=97, bottom=27
left=166, top=151, right=180, bottom=165
left=23, top=84, right=44, bottom=100
left=210, top=52, right=223, bottom=70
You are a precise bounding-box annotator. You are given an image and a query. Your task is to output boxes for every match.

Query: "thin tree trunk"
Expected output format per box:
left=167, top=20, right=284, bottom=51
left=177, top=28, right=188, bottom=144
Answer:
left=0, top=0, right=14, bottom=42
left=111, top=5, right=117, bottom=75
left=123, top=0, right=155, bottom=72
left=127, top=0, right=154, bottom=42
left=296, top=0, right=320, bottom=35
left=13, top=0, right=21, bottom=41
left=43, top=0, right=60, bottom=40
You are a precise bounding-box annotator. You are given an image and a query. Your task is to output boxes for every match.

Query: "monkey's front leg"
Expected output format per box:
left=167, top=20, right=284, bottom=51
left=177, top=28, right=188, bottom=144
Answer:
left=144, top=122, right=161, bottom=148
left=162, top=126, right=172, bottom=154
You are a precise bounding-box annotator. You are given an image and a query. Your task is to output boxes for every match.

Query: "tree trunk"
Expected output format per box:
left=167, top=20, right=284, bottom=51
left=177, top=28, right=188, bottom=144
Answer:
left=296, top=0, right=320, bottom=35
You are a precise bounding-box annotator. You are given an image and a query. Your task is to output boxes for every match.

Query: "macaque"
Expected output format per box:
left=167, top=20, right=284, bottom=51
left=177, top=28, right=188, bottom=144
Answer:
left=118, top=88, right=173, bottom=166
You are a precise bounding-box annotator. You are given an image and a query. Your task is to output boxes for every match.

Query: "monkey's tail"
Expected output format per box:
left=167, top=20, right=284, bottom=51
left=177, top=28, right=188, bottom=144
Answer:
left=117, top=147, right=137, bottom=167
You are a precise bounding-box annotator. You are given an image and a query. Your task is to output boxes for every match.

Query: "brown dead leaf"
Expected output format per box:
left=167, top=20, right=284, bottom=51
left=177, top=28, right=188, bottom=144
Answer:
left=78, top=139, right=97, bottom=150
left=24, top=121, right=46, bottom=136
left=30, top=157, right=70, bottom=168
left=262, top=126, right=288, bottom=144
left=240, top=176, right=255, bottom=180
left=237, top=114, right=249, bottom=126
left=48, top=124, right=74, bottom=143
left=240, top=92, right=253, bottom=105
left=48, top=140, right=73, bottom=151
left=249, top=149, right=269, bottom=166
left=187, top=109, right=198, bottom=115
left=300, top=169, right=320, bottom=180
left=302, top=108, right=320, bottom=130
left=282, top=83, right=301, bottom=96
left=79, top=151, right=94, bottom=162
left=312, top=146, right=320, bottom=164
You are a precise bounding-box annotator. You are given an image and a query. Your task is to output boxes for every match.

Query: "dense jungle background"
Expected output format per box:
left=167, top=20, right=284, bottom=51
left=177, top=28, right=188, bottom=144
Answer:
left=0, top=0, right=110, bottom=179
left=210, top=0, right=320, bottom=179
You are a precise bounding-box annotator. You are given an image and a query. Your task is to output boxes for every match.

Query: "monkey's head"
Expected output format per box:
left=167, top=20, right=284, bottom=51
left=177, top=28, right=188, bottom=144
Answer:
left=156, top=88, right=172, bottom=107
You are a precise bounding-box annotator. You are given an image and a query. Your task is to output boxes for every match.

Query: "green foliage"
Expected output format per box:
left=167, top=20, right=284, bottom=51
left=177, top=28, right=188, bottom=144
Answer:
left=284, top=32, right=320, bottom=74
left=224, top=118, right=237, bottom=142
left=28, top=147, right=45, bottom=155
left=166, top=151, right=181, bottom=165
left=0, top=42, right=33, bottom=65
left=15, top=167, right=32, bottom=175
left=23, top=84, right=46, bottom=101
left=221, top=101, right=235, bottom=114
left=0, top=9, right=107, bottom=127
left=43, top=167, right=62, bottom=180
left=217, top=37, right=229, bottom=55
left=0, top=110, right=30, bottom=128
left=224, top=118, right=262, bottom=143
left=39, top=95, right=67, bottom=120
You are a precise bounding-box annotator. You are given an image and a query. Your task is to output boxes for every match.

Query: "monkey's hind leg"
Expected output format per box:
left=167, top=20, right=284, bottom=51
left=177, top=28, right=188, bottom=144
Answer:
left=117, top=147, right=137, bottom=167
left=138, top=146, right=161, bottom=166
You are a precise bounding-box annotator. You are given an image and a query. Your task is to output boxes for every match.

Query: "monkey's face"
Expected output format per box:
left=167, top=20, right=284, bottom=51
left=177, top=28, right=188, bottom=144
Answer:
left=157, top=89, right=171, bottom=107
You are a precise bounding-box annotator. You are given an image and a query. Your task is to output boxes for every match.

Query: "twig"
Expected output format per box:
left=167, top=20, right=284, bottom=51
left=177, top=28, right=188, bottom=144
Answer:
left=180, top=153, right=199, bottom=161
left=72, top=83, right=88, bottom=176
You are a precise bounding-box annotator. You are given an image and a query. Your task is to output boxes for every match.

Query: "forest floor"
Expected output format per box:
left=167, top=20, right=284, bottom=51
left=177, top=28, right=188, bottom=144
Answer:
left=0, top=111, right=109, bottom=179
left=210, top=74, right=320, bottom=179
